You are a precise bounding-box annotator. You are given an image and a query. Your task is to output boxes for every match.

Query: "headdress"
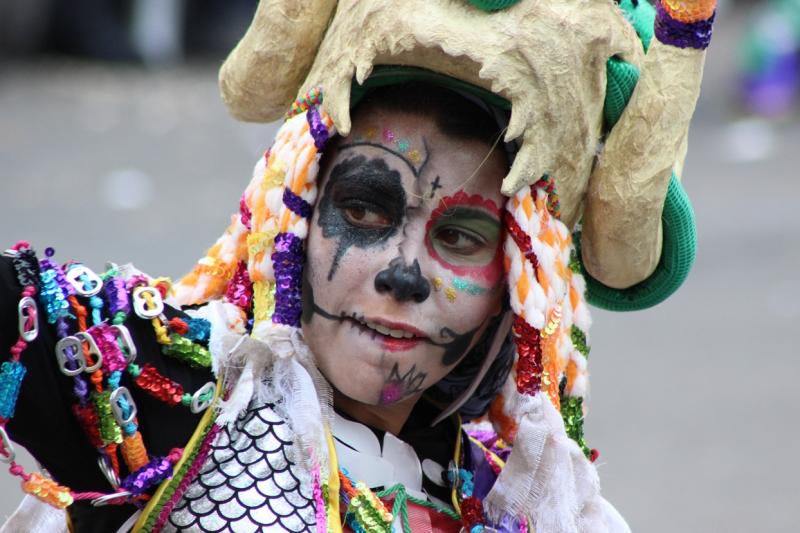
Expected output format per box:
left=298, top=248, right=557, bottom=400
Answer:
left=173, top=0, right=716, bottom=530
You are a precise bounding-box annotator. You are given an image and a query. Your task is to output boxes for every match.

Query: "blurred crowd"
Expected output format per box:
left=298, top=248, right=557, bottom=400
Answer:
left=0, top=0, right=256, bottom=64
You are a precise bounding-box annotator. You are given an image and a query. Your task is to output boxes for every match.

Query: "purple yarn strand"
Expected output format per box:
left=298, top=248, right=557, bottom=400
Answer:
left=306, top=106, right=330, bottom=151
left=654, top=2, right=715, bottom=50
left=271, top=233, right=304, bottom=327
left=120, top=455, right=174, bottom=496
left=105, top=275, right=130, bottom=316
left=282, top=188, right=312, bottom=219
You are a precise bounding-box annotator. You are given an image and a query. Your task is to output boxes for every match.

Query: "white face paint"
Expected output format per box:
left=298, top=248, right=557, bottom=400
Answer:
left=302, top=109, right=508, bottom=408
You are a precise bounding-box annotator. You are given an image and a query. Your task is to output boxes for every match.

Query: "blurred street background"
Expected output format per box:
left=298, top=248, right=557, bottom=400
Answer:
left=1, top=1, right=798, bottom=531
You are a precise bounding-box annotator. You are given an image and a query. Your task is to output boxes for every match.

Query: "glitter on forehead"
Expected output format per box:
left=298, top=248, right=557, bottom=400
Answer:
left=351, top=126, right=425, bottom=172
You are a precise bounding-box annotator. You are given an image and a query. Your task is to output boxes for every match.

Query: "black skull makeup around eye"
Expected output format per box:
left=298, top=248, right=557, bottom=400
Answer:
left=317, top=155, right=407, bottom=280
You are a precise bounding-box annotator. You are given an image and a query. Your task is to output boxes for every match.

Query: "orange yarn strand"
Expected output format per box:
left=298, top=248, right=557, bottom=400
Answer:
left=121, top=432, right=149, bottom=472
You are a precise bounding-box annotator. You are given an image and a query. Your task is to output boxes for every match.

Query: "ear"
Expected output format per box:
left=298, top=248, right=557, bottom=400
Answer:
left=219, top=0, right=339, bottom=123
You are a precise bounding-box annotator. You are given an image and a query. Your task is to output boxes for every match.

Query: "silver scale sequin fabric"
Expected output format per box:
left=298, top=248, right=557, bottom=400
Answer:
left=163, top=397, right=317, bottom=532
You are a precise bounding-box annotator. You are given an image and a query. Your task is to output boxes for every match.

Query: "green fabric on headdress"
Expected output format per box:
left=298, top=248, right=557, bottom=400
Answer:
left=467, top=0, right=522, bottom=12
left=578, top=173, right=697, bottom=311
left=604, top=57, right=640, bottom=129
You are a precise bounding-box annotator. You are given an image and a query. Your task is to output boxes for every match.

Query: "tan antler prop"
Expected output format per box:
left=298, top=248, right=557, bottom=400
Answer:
left=582, top=39, right=708, bottom=287
left=219, top=0, right=338, bottom=122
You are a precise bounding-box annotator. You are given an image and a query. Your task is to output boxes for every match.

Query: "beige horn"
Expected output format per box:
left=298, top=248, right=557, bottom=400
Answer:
left=581, top=36, right=709, bottom=289
left=219, top=0, right=339, bottom=123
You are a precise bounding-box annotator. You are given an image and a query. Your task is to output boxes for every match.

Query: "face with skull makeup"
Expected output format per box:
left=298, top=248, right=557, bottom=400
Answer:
left=302, top=101, right=508, bottom=431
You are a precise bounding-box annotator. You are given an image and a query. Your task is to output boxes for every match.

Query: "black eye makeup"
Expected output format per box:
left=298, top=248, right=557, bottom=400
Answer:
left=317, top=155, right=407, bottom=279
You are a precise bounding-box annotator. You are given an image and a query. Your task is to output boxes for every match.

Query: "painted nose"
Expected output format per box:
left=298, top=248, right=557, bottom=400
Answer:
left=374, top=257, right=431, bottom=303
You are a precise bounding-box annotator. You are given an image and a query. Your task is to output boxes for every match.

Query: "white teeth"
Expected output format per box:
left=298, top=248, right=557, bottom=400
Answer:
left=362, top=320, right=416, bottom=339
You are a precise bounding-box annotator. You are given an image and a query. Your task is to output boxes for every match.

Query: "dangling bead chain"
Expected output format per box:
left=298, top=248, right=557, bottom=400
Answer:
left=1, top=243, right=73, bottom=508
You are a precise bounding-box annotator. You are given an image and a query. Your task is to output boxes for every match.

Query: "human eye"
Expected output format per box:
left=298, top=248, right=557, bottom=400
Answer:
left=428, top=208, right=501, bottom=266
left=433, top=226, right=486, bottom=256
left=341, top=201, right=392, bottom=229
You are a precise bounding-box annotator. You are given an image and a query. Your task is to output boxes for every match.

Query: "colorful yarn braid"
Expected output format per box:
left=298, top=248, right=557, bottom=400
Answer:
left=489, top=181, right=592, bottom=453
left=174, top=102, right=334, bottom=331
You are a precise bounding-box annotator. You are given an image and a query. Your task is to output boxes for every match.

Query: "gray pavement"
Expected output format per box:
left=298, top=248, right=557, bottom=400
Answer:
left=1, top=9, right=798, bottom=532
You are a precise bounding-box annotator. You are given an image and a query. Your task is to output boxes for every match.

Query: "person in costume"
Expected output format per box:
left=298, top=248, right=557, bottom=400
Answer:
left=0, top=0, right=716, bottom=532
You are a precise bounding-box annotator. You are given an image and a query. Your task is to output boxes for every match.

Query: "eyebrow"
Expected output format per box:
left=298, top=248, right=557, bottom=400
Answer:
left=338, top=141, right=429, bottom=177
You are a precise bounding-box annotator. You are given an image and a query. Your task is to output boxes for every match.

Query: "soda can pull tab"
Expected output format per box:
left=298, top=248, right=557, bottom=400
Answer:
left=75, top=332, right=103, bottom=373
left=110, top=386, right=137, bottom=426
left=18, top=297, right=38, bottom=342
left=66, top=265, right=103, bottom=297
left=190, top=382, right=216, bottom=414
left=110, top=324, right=137, bottom=363
left=55, top=336, right=87, bottom=376
left=132, top=287, right=164, bottom=319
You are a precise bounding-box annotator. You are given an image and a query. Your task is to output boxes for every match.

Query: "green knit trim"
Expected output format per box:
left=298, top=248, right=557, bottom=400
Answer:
left=579, top=173, right=697, bottom=311
left=467, top=0, right=521, bottom=11
left=617, top=0, right=656, bottom=52
left=350, top=66, right=510, bottom=111
left=604, top=57, right=639, bottom=129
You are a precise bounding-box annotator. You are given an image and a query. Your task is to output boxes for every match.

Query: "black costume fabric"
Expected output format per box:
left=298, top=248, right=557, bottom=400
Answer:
left=0, top=256, right=213, bottom=532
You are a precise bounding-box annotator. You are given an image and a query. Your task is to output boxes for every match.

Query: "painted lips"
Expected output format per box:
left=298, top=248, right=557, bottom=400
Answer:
left=355, top=317, right=426, bottom=352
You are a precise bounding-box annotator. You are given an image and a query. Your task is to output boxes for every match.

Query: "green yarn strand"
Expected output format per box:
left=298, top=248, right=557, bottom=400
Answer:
left=467, top=0, right=521, bottom=12
left=376, top=484, right=461, bottom=533
left=579, top=173, right=697, bottom=311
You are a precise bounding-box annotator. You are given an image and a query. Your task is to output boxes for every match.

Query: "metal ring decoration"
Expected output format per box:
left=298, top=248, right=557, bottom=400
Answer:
left=91, top=491, right=132, bottom=507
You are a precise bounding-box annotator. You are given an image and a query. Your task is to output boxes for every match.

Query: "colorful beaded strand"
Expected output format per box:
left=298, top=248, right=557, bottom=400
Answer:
left=0, top=243, right=74, bottom=509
